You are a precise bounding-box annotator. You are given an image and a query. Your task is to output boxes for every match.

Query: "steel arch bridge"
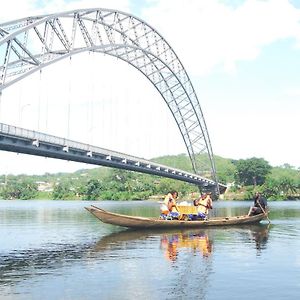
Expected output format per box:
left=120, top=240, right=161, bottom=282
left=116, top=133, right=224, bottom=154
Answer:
left=0, top=8, right=220, bottom=192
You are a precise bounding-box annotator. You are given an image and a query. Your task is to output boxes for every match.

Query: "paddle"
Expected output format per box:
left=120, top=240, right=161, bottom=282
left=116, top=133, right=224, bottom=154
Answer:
left=257, top=200, right=271, bottom=224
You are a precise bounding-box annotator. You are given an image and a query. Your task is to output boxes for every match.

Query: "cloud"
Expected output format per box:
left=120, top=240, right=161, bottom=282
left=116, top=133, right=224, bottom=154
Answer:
left=141, top=0, right=300, bottom=75
left=2, top=0, right=300, bottom=76
left=0, top=0, right=130, bottom=23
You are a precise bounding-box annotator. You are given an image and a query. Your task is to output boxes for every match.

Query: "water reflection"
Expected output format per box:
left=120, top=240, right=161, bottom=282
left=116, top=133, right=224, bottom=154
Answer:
left=92, top=224, right=270, bottom=259
left=160, top=231, right=212, bottom=261
left=0, top=225, right=271, bottom=289
left=92, top=229, right=213, bottom=255
left=92, top=230, right=151, bottom=252
left=159, top=224, right=270, bottom=261
left=250, top=224, right=270, bottom=254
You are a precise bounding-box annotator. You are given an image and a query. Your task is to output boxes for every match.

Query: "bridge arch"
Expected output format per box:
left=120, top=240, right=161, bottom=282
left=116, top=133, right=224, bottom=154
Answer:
left=0, top=8, right=219, bottom=192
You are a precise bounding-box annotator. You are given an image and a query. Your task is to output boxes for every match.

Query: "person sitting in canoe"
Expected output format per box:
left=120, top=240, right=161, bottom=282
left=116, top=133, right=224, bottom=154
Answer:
left=160, top=190, right=180, bottom=220
left=248, top=192, right=268, bottom=216
left=192, top=192, right=213, bottom=220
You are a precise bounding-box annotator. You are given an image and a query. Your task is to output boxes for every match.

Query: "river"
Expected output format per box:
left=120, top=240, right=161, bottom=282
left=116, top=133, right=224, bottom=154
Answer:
left=0, top=200, right=299, bottom=300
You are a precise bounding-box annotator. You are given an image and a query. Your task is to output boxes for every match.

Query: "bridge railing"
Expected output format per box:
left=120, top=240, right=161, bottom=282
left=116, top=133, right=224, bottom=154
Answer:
left=1, top=122, right=130, bottom=159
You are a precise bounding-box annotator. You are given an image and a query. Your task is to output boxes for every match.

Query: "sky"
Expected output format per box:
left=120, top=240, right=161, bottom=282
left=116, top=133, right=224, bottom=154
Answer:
left=0, top=0, right=300, bottom=175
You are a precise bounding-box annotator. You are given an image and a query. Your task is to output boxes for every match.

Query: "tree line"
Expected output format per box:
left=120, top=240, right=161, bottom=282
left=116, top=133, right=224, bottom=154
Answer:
left=0, top=169, right=193, bottom=200
left=0, top=155, right=299, bottom=200
left=217, top=157, right=300, bottom=200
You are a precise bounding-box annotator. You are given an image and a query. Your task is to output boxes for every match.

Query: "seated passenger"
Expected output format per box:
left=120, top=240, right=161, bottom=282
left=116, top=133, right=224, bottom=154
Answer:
left=193, top=192, right=213, bottom=220
left=160, top=190, right=180, bottom=219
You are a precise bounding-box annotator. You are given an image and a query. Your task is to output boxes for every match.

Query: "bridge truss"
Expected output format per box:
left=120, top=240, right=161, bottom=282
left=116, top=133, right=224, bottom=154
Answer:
left=0, top=8, right=220, bottom=192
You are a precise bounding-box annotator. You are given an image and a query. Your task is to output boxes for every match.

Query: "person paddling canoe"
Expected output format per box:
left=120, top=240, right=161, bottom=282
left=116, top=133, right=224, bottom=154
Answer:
left=248, top=192, right=268, bottom=216
left=160, top=190, right=180, bottom=219
left=193, top=192, right=213, bottom=220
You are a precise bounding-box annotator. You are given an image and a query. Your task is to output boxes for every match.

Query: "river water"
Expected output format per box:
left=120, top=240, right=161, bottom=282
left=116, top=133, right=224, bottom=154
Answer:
left=0, top=200, right=299, bottom=300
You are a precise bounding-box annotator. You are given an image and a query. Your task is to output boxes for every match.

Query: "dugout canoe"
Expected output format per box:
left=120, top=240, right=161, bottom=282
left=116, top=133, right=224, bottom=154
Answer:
left=85, top=205, right=267, bottom=229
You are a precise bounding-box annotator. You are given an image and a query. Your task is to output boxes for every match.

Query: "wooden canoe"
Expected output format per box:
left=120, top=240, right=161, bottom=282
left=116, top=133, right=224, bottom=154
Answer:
left=85, top=205, right=267, bottom=229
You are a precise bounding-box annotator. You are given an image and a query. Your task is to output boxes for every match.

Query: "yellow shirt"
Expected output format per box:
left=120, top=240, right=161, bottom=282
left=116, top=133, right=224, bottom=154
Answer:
left=196, top=195, right=212, bottom=214
left=164, top=193, right=177, bottom=212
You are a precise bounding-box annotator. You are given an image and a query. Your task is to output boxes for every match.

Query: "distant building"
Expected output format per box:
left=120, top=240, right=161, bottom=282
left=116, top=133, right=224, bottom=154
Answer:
left=36, top=181, right=54, bottom=192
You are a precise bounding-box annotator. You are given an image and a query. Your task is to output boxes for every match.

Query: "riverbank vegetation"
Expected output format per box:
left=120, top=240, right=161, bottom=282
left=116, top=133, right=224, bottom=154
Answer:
left=0, top=154, right=299, bottom=200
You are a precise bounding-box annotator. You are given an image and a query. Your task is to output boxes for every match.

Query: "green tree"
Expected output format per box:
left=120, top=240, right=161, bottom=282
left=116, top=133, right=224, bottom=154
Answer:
left=214, top=156, right=236, bottom=184
left=234, top=157, right=271, bottom=186
left=52, top=182, right=73, bottom=199
left=82, top=179, right=102, bottom=200
left=0, top=179, right=38, bottom=199
left=262, top=167, right=300, bottom=200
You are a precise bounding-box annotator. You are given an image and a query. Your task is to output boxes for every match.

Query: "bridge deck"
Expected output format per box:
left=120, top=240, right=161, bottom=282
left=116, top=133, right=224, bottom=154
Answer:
left=0, top=123, right=226, bottom=193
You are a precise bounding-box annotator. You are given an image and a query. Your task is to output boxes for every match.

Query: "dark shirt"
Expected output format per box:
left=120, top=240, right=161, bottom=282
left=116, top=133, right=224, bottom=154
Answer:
left=254, top=196, right=267, bottom=209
